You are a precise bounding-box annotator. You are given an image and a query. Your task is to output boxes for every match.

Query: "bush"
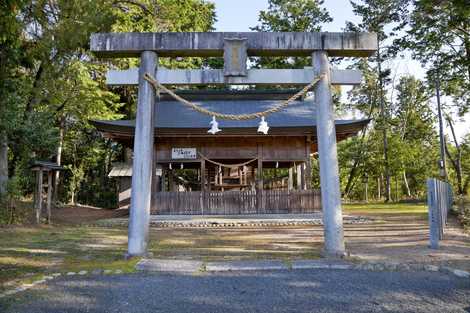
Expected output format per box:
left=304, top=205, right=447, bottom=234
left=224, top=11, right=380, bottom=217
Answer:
left=0, top=176, right=28, bottom=225
left=458, top=197, right=470, bottom=231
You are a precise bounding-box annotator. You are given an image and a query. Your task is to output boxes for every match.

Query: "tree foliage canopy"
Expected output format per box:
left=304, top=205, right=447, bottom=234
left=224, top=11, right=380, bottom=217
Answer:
left=0, top=0, right=469, bottom=216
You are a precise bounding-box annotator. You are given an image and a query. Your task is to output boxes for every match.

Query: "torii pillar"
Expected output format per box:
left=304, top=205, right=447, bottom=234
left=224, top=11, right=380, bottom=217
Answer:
left=313, top=51, right=345, bottom=256
left=127, top=51, right=157, bottom=257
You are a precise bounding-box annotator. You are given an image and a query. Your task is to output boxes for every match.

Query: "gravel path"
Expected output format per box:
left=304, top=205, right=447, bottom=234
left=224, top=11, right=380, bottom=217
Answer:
left=2, top=270, right=469, bottom=313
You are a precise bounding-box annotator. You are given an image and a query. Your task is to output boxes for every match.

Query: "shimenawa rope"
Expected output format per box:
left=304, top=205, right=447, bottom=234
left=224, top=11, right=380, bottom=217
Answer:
left=198, top=152, right=257, bottom=168
left=143, top=72, right=325, bottom=121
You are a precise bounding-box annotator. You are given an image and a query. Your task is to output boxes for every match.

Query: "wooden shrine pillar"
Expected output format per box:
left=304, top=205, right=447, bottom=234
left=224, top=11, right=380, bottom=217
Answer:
left=46, top=171, right=53, bottom=224
left=161, top=169, right=167, bottom=192
left=300, top=163, right=306, bottom=190
left=305, top=137, right=312, bottom=190
left=257, top=144, right=263, bottom=211
left=35, top=170, right=43, bottom=224
left=313, top=51, right=345, bottom=257
left=167, top=169, right=175, bottom=191
left=151, top=158, right=160, bottom=214
left=127, top=51, right=157, bottom=257
left=200, top=159, right=206, bottom=192
left=288, top=167, right=294, bottom=190
left=296, top=163, right=302, bottom=190
left=200, top=158, right=206, bottom=213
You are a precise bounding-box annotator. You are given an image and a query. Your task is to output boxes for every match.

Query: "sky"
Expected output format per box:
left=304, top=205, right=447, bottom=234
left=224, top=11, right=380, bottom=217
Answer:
left=211, top=0, right=469, bottom=139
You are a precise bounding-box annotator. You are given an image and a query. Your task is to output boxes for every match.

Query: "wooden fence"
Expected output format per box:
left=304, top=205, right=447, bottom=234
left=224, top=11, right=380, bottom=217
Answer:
left=427, top=178, right=453, bottom=249
left=153, top=189, right=321, bottom=215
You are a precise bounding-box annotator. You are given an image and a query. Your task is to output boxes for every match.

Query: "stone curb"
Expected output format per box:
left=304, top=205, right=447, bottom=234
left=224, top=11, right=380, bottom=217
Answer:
left=206, top=260, right=287, bottom=272
left=135, top=259, right=203, bottom=272
left=1, top=260, right=469, bottom=300
left=0, top=269, right=126, bottom=299
left=134, top=258, right=470, bottom=281
left=93, top=216, right=373, bottom=228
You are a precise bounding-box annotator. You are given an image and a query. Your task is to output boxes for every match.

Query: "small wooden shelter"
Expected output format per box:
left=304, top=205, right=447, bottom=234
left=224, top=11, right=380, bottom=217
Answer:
left=31, top=161, right=65, bottom=224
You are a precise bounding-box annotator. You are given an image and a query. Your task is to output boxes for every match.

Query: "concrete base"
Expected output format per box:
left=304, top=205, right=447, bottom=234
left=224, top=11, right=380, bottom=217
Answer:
left=291, top=259, right=352, bottom=270
left=206, top=260, right=286, bottom=272
left=124, top=251, right=154, bottom=260
left=136, top=259, right=203, bottom=272
left=320, top=249, right=350, bottom=259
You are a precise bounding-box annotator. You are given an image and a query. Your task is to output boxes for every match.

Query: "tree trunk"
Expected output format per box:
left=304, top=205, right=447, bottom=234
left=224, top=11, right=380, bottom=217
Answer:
left=465, top=38, right=470, bottom=83
left=343, top=133, right=365, bottom=196
left=395, top=176, right=399, bottom=202
left=0, top=131, right=8, bottom=197
left=445, top=116, right=464, bottom=195
left=403, top=171, right=411, bottom=197
left=377, top=176, right=381, bottom=200
left=53, top=116, right=65, bottom=204
left=24, top=63, right=44, bottom=120
left=377, top=45, right=391, bottom=202
left=70, top=190, right=75, bottom=206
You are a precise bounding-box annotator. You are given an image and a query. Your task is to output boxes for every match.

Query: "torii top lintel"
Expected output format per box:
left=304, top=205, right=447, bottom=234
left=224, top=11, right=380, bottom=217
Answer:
left=90, top=32, right=377, bottom=58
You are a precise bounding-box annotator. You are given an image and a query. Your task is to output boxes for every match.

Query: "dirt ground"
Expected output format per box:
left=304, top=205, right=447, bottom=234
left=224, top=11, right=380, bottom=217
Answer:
left=2, top=202, right=469, bottom=288
left=52, top=204, right=470, bottom=271
left=51, top=205, right=128, bottom=224
left=144, top=213, right=470, bottom=271
left=345, top=213, right=470, bottom=271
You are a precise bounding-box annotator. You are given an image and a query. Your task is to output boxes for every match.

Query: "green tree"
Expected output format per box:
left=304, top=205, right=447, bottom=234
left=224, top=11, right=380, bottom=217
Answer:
left=340, top=59, right=381, bottom=198
left=400, top=0, right=470, bottom=114
left=250, top=0, right=332, bottom=69
left=389, top=76, right=438, bottom=197
left=0, top=0, right=28, bottom=197
left=347, top=0, right=408, bottom=201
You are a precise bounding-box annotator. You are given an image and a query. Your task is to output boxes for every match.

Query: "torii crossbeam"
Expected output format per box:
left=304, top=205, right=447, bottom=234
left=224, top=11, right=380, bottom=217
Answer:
left=90, top=31, right=377, bottom=258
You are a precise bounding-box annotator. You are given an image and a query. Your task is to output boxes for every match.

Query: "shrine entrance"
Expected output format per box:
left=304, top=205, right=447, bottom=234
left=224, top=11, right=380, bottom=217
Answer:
left=90, top=31, right=377, bottom=257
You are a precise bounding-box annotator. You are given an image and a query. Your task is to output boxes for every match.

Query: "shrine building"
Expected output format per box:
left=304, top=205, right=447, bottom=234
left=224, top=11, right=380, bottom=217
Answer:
left=94, top=90, right=368, bottom=215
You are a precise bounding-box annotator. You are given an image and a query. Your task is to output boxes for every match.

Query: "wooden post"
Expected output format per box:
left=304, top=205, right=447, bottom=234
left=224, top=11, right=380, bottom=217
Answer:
left=296, top=163, right=302, bottom=190
left=305, top=136, right=312, bottom=190
left=313, top=50, right=346, bottom=257
left=161, top=169, right=166, bottom=192
left=168, top=169, right=174, bottom=192
left=288, top=167, right=294, bottom=190
left=46, top=171, right=52, bottom=224
left=150, top=154, right=158, bottom=214
left=257, top=144, right=263, bottom=211
left=300, top=162, right=307, bottom=190
left=201, top=159, right=205, bottom=214
left=36, top=169, right=43, bottom=224
left=127, top=50, right=157, bottom=257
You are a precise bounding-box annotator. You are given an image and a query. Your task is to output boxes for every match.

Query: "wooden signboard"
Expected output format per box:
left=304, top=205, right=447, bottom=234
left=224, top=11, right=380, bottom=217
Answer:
left=171, top=148, right=197, bottom=159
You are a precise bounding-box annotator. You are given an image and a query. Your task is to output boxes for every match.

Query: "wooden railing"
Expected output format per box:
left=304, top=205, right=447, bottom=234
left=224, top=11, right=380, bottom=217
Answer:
left=152, top=189, right=321, bottom=215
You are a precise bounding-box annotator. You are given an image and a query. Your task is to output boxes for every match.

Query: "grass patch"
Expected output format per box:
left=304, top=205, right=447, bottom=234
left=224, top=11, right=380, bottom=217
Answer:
left=2, top=201, right=431, bottom=288
left=0, top=225, right=137, bottom=290
left=147, top=227, right=322, bottom=262
left=343, top=202, right=427, bottom=216
left=0, top=224, right=324, bottom=290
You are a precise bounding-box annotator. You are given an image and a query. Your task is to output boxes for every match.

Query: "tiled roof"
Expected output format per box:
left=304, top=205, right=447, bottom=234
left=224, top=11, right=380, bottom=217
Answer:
left=109, top=163, right=132, bottom=177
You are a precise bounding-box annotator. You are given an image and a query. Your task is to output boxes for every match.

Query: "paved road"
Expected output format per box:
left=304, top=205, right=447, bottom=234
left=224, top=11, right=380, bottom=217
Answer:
left=2, top=269, right=470, bottom=313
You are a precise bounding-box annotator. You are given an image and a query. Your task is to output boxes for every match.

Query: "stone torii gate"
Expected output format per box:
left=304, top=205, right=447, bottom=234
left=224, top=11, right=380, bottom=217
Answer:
left=90, top=32, right=377, bottom=258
